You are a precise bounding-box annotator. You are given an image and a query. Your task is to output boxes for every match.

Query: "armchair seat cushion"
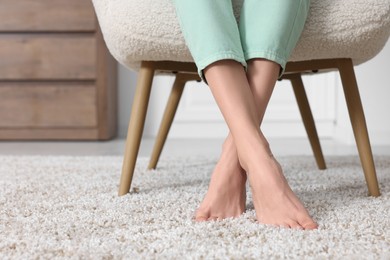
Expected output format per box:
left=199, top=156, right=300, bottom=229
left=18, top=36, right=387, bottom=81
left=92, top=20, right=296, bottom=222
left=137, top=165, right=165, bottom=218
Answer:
left=92, top=0, right=390, bottom=75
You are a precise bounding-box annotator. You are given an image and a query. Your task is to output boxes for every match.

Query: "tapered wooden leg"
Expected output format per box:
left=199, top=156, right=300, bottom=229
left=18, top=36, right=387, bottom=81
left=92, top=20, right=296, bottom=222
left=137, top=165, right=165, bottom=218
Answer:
left=148, top=74, right=186, bottom=169
left=118, top=61, right=155, bottom=196
left=290, top=74, right=326, bottom=170
left=337, top=58, right=380, bottom=197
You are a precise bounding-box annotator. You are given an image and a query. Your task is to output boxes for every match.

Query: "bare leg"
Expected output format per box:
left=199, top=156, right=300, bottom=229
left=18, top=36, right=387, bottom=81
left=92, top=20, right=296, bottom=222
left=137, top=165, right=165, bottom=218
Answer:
left=195, top=58, right=281, bottom=221
left=198, top=59, right=318, bottom=230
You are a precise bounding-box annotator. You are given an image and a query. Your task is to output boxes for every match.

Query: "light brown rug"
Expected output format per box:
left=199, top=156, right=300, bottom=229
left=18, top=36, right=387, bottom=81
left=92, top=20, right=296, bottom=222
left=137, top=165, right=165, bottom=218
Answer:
left=0, top=155, right=389, bottom=259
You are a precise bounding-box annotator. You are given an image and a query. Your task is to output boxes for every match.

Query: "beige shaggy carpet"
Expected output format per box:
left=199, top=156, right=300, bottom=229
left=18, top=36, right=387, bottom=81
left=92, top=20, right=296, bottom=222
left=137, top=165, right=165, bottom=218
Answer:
left=0, top=155, right=389, bottom=259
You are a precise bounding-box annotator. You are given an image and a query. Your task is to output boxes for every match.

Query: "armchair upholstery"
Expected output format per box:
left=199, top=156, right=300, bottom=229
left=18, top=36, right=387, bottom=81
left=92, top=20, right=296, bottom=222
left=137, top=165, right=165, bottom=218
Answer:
left=93, top=0, right=390, bottom=74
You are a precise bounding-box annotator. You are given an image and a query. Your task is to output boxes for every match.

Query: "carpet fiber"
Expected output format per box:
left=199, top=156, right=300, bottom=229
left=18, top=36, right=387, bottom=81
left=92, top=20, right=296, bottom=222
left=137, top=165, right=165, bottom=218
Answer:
left=0, top=155, right=389, bottom=259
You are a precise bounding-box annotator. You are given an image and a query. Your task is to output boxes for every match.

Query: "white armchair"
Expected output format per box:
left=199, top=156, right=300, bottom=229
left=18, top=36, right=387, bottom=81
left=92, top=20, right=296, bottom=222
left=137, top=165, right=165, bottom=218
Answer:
left=92, top=0, right=390, bottom=197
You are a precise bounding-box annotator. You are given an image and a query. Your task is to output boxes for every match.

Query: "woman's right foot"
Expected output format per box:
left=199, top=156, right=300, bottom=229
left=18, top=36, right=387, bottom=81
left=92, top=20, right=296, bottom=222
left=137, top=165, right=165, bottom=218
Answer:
left=245, top=145, right=318, bottom=230
left=194, top=140, right=247, bottom=221
left=194, top=159, right=247, bottom=221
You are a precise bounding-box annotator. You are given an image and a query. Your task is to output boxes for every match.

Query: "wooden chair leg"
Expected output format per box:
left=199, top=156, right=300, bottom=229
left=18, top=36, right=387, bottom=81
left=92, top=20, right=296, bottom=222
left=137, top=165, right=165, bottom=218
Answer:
left=290, top=74, right=327, bottom=170
left=148, top=74, right=186, bottom=170
left=118, top=61, right=155, bottom=196
left=337, top=58, right=380, bottom=197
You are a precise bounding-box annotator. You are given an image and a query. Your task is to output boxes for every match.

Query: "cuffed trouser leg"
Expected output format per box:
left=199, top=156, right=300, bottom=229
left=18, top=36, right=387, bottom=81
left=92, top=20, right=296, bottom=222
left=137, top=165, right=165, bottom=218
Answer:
left=239, top=0, right=311, bottom=80
left=172, top=0, right=247, bottom=85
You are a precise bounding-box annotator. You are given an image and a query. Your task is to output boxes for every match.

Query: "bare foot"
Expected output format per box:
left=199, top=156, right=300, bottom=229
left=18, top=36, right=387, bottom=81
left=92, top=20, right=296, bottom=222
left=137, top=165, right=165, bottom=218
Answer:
left=246, top=148, right=318, bottom=230
left=194, top=143, right=247, bottom=221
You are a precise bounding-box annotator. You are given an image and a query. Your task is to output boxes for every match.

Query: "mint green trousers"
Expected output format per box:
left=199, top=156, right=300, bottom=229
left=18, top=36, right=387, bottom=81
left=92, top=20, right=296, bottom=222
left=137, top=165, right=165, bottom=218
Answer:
left=172, top=0, right=311, bottom=85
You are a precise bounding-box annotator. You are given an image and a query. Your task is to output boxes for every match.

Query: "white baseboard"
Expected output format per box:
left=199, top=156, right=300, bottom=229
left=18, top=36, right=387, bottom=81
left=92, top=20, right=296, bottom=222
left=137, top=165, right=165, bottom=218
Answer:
left=333, top=125, right=390, bottom=146
left=141, top=120, right=335, bottom=139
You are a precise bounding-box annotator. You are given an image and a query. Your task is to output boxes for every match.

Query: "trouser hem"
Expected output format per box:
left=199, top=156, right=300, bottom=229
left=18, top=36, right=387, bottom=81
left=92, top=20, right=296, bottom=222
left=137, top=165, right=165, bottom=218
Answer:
left=245, top=50, right=288, bottom=79
left=196, top=51, right=248, bottom=85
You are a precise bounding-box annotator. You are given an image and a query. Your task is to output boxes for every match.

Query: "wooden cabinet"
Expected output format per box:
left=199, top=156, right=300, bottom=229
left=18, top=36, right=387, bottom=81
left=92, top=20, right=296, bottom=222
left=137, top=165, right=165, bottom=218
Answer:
left=0, top=0, right=117, bottom=140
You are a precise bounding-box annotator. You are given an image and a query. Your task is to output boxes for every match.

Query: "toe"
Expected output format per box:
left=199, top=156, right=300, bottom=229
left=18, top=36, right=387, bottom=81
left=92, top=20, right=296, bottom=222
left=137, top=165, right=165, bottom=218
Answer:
left=287, top=219, right=303, bottom=230
left=297, top=212, right=318, bottom=230
left=280, top=223, right=290, bottom=229
left=290, top=222, right=304, bottom=230
left=291, top=224, right=304, bottom=230
left=195, top=216, right=208, bottom=222
left=298, top=217, right=318, bottom=230
left=207, top=216, right=219, bottom=221
left=302, top=221, right=318, bottom=230
left=266, top=223, right=280, bottom=229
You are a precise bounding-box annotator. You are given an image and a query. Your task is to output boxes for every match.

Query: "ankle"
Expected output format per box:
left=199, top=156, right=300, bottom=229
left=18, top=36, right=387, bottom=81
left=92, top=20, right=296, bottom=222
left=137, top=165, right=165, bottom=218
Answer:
left=236, top=132, right=274, bottom=171
left=220, top=134, right=238, bottom=161
left=221, top=133, right=234, bottom=151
